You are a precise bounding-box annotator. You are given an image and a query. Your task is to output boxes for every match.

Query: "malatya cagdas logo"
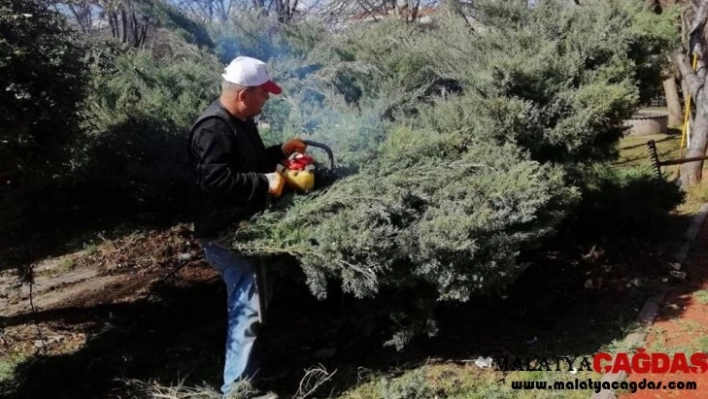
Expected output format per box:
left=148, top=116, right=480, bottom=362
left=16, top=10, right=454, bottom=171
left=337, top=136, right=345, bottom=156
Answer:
left=593, top=349, right=708, bottom=374
left=494, top=349, right=708, bottom=374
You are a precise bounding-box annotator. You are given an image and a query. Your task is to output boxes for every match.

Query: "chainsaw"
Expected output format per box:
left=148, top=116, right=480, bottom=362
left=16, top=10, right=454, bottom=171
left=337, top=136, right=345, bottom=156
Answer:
left=276, top=139, right=336, bottom=192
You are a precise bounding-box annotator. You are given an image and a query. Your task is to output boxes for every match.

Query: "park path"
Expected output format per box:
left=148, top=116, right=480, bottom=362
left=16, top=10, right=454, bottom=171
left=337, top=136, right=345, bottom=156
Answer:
left=621, top=216, right=708, bottom=398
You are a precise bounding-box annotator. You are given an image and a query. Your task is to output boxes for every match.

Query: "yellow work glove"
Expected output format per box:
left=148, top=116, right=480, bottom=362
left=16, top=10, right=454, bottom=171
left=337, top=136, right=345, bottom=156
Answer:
left=282, top=138, right=307, bottom=156
left=265, top=173, right=285, bottom=197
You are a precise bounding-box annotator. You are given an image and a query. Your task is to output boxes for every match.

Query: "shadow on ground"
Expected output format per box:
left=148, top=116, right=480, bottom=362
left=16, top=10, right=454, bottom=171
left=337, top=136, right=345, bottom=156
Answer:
left=651, top=216, right=708, bottom=324
left=1, top=277, right=226, bottom=399
left=0, top=248, right=687, bottom=399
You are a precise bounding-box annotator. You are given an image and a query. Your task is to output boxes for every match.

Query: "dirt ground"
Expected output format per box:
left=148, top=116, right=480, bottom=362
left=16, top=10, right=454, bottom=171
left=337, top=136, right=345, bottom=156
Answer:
left=1, top=225, right=205, bottom=316
left=620, top=216, right=708, bottom=398
left=0, top=220, right=692, bottom=399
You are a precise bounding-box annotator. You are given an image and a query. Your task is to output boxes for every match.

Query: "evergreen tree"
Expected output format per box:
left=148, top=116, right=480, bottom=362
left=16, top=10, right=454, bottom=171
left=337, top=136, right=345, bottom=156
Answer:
left=224, top=0, right=679, bottom=345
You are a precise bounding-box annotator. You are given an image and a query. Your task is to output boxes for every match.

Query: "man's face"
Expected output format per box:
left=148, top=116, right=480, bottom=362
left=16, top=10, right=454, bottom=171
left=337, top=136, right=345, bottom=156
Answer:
left=241, top=86, right=270, bottom=117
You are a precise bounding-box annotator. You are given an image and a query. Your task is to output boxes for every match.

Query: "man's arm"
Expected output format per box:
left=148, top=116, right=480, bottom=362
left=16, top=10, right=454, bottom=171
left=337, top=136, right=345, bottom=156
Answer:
left=192, top=120, right=270, bottom=207
left=265, top=144, right=286, bottom=168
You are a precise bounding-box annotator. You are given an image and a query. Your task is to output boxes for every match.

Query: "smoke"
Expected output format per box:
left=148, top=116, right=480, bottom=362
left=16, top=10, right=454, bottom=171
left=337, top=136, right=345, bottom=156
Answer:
left=207, top=10, right=391, bottom=170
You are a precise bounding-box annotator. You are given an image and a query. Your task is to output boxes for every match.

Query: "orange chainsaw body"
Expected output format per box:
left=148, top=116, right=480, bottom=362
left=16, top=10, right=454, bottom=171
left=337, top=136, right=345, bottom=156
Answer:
left=281, top=153, right=316, bottom=192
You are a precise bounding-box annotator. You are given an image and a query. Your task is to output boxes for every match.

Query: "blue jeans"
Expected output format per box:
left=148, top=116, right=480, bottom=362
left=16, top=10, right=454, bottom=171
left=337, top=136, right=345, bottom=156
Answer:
left=202, top=240, right=261, bottom=395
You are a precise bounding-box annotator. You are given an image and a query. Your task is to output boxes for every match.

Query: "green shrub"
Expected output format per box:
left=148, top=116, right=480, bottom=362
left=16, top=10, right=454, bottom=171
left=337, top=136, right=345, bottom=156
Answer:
left=220, top=0, right=681, bottom=345
left=377, top=369, right=434, bottom=399
left=0, top=0, right=89, bottom=253
left=408, top=0, right=680, bottom=170
left=566, top=165, right=684, bottom=243
left=76, top=46, right=221, bottom=212
left=0, top=0, right=88, bottom=176
left=234, top=125, right=577, bottom=345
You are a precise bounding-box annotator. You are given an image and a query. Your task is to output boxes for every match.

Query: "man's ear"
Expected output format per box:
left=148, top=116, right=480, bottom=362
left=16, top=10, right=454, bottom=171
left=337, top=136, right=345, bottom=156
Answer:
left=236, top=89, right=250, bottom=102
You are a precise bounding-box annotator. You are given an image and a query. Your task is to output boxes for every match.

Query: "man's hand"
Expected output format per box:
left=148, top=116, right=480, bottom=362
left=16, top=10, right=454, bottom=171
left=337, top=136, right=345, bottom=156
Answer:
left=282, top=138, right=307, bottom=156
left=265, top=173, right=285, bottom=197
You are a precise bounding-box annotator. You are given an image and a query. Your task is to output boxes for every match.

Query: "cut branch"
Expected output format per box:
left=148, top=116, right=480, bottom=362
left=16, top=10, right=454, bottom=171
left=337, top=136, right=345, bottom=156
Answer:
left=293, top=365, right=337, bottom=399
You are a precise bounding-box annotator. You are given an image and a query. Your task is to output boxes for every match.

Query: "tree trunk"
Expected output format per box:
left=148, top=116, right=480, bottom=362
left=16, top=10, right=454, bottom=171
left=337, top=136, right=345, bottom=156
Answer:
left=109, top=12, right=117, bottom=38
left=680, top=93, right=708, bottom=185
left=681, top=72, right=690, bottom=109
left=676, top=57, right=706, bottom=185
left=121, top=8, right=128, bottom=44
left=676, top=0, right=708, bottom=186
left=663, top=74, right=682, bottom=127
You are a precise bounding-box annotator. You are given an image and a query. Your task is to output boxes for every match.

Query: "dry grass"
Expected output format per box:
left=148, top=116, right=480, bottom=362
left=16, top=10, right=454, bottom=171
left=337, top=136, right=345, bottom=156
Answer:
left=120, top=378, right=251, bottom=399
left=120, top=367, right=336, bottom=399
left=615, top=133, right=681, bottom=170
left=615, top=132, right=708, bottom=216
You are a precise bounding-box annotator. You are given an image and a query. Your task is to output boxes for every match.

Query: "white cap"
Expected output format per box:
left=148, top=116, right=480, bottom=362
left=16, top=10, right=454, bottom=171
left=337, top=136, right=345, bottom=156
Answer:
left=222, top=56, right=282, bottom=95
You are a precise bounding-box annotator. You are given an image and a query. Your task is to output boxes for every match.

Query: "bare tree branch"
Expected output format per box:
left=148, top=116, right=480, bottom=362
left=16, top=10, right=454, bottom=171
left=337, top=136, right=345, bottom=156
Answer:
left=444, top=0, right=474, bottom=31
left=689, top=0, right=708, bottom=37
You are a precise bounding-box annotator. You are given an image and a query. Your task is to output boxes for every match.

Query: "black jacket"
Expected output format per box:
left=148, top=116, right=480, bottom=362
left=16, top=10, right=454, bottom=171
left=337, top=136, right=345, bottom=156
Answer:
left=188, top=100, right=285, bottom=239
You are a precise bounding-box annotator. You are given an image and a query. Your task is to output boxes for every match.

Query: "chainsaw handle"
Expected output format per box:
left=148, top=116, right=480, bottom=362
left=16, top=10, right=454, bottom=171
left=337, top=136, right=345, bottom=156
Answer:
left=302, top=140, right=335, bottom=171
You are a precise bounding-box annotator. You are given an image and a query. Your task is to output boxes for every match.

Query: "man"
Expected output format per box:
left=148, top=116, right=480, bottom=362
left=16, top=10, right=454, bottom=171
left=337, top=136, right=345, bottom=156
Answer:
left=187, top=56, right=306, bottom=396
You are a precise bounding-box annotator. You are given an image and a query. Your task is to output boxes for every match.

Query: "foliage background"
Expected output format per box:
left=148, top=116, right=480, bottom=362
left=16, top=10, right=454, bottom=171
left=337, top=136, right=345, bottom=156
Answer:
left=0, top=0, right=684, bottom=344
